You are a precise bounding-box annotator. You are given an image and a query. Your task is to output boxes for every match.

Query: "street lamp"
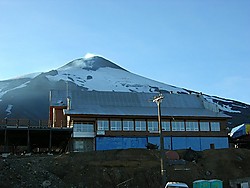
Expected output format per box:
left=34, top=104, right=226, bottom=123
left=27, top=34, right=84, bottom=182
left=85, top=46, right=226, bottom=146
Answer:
left=153, top=93, right=166, bottom=187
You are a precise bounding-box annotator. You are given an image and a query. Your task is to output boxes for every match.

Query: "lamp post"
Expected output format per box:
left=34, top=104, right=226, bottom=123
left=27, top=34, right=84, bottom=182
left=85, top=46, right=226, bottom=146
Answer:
left=153, top=93, right=166, bottom=187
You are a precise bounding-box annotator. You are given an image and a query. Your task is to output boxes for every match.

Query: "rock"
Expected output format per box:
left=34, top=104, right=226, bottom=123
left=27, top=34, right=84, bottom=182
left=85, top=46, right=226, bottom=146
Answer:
left=2, top=153, right=10, bottom=158
left=42, top=180, right=51, bottom=187
left=205, top=170, right=212, bottom=176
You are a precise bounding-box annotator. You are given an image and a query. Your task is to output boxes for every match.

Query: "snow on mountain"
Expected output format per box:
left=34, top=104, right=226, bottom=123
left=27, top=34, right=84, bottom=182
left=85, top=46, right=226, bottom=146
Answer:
left=46, top=55, right=186, bottom=94
left=6, top=104, right=13, bottom=115
left=12, top=72, right=42, bottom=80
left=0, top=54, right=249, bottom=127
left=203, top=95, right=242, bottom=113
left=0, top=79, right=31, bottom=101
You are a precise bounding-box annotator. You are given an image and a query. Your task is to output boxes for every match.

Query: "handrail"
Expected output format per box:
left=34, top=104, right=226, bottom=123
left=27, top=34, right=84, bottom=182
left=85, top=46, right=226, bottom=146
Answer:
left=0, top=119, right=71, bottom=129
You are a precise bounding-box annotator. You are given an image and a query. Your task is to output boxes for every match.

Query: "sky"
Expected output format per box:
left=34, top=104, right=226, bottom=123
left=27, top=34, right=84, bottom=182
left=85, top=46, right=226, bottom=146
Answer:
left=0, top=0, right=250, bottom=104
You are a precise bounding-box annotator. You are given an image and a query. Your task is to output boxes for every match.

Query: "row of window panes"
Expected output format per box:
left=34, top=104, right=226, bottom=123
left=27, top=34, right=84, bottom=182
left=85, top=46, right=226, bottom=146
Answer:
left=97, top=120, right=220, bottom=132
left=73, top=123, right=94, bottom=132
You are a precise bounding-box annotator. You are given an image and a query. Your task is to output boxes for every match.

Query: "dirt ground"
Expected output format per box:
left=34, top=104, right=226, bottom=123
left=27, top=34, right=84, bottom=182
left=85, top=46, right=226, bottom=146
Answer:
left=1, top=148, right=250, bottom=188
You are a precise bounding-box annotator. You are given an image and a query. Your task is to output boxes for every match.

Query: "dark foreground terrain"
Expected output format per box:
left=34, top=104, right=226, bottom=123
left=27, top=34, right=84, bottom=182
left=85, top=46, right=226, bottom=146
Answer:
left=1, top=148, right=250, bottom=188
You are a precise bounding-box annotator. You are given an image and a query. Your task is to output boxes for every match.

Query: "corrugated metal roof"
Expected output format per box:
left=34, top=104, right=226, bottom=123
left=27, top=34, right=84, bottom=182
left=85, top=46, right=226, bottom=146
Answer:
left=50, top=90, right=229, bottom=118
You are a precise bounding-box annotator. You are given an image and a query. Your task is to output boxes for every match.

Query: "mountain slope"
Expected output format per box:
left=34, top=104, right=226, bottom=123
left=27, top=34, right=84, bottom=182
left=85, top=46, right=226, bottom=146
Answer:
left=0, top=55, right=249, bottom=127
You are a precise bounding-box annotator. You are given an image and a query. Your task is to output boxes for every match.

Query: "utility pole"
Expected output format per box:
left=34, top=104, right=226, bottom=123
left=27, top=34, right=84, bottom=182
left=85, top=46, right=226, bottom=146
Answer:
left=153, top=93, right=166, bottom=187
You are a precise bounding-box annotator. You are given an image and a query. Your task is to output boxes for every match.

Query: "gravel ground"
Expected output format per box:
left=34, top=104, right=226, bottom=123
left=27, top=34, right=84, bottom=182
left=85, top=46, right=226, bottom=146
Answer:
left=1, top=148, right=250, bottom=188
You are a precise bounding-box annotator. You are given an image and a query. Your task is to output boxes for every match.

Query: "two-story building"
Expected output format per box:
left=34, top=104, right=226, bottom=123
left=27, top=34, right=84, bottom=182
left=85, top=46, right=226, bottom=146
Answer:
left=49, top=90, right=229, bottom=152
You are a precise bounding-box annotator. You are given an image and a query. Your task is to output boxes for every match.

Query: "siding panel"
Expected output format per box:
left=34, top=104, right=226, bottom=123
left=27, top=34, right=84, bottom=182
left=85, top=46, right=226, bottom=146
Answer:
left=200, top=137, right=229, bottom=150
left=148, top=137, right=160, bottom=147
left=172, top=137, right=187, bottom=150
left=96, top=136, right=228, bottom=151
left=96, top=137, right=147, bottom=150
left=186, top=137, right=201, bottom=151
left=164, top=137, right=172, bottom=150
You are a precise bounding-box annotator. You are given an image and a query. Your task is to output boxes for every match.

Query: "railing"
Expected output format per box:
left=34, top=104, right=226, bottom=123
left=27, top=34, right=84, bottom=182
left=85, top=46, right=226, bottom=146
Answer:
left=0, top=119, right=70, bottom=129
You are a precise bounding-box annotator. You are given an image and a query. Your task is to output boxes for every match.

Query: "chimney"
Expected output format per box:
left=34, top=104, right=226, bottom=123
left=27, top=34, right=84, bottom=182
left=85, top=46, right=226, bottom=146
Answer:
left=67, top=96, right=71, bottom=110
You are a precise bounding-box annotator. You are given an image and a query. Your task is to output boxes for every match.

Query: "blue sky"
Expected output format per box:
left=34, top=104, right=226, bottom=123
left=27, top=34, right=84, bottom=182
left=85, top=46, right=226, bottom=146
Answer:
left=0, top=0, right=250, bottom=104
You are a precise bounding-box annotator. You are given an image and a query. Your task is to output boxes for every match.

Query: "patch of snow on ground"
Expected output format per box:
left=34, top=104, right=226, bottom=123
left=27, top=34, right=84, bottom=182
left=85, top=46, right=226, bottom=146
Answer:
left=14, top=81, right=30, bottom=90
left=232, top=104, right=248, bottom=109
left=6, top=104, right=13, bottom=115
left=212, top=96, right=234, bottom=103
left=0, top=90, right=7, bottom=100
left=203, top=95, right=241, bottom=113
left=218, top=104, right=241, bottom=113
left=52, top=66, right=187, bottom=93
left=47, top=66, right=180, bottom=93
left=0, top=82, right=9, bottom=100
left=0, top=81, right=30, bottom=101
left=210, top=96, right=248, bottom=108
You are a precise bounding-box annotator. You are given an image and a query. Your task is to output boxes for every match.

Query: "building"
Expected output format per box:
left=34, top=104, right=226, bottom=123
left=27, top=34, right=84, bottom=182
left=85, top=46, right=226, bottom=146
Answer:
left=229, top=123, right=250, bottom=148
left=49, top=90, right=229, bottom=152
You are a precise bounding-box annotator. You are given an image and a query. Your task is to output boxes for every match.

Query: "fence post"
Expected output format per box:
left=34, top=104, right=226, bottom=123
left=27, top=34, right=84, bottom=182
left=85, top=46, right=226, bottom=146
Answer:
left=49, top=129, right=52, bottom=153
left=4, top=128, right=8, bottom=153
left=27, top=129, right=30, bottom=153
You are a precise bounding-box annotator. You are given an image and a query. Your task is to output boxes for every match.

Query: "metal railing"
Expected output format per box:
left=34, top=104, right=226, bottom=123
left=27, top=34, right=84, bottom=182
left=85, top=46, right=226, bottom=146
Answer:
left=0, top=119, right=70, bottom=129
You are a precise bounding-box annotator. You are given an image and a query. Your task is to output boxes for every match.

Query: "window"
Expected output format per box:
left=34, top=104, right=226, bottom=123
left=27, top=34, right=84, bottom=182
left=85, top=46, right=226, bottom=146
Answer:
left=200, top=122, right=210, bottom=131
left=73, top=140, right=84, bottom=151
left=110, top=120, right=122, bottom=131
left=123, top=120, right=134, bottom=131
left=148, top=121, right=158, bottom=132
left=172, top=121, right=185, bottom=131
left=162, top=121, right=170, bottom=131
left=135, top=120, right=146, bottom=131
left=211, top=122, right=220, bottom=131
left=73, top=123, right=94, bottom=132
left=186, top=121, right=199, bottom=131
left=97, top=120, right=109, bottom=131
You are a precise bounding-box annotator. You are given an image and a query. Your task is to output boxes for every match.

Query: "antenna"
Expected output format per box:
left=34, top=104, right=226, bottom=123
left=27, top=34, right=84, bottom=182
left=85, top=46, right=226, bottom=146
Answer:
left=66, top=79, right=69, bottom=98
left=66, top=71, right=70, bottom=98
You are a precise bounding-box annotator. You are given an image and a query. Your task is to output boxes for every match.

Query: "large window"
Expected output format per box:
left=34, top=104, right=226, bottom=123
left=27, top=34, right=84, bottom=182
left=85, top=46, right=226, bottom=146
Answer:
left=172, top=121, right=185, bottom=131
left=211, top=122, right=220, bottom=131
left=148, top=121, right=158, bottom=132
left=186, top=121, right=199, bottom=131
left=97, top=120, right=109, bottom=131
left=110, top=120, right=122, bottom=131
left=135, top=120, right=146, bottom=131
left=123, top=120, right=134, bottom=131
left=96, top=119, right=221, bottom=132
left=200, top=122, right=210, bottom=131
left=73, top=123, right=94, bottom=132
left=162, top=121, right=170, bottom=131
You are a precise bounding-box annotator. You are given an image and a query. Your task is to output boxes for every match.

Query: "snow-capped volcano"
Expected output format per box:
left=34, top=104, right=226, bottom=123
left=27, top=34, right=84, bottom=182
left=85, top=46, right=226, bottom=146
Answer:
left=46, top=55, right=186, bottom=93
left=58, top=55, right=126, bottom=71
left=0, top=54, right=249, bottom=127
